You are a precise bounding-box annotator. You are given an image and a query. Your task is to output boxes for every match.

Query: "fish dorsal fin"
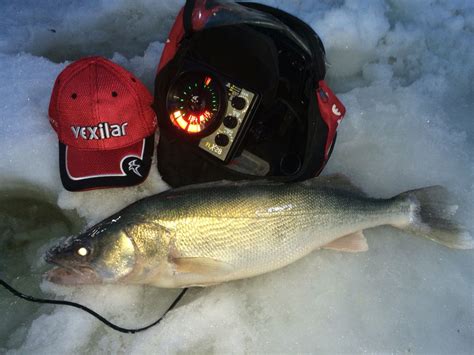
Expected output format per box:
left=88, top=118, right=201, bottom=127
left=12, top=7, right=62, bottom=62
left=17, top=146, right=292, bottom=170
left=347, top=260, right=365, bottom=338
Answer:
left=160, top=179, right=280, bottom=197
left=322, top=231, right=368, bottom=252
left=303, top=174, right=366, bottom=196
left=171, top=257, right=234, bottom=275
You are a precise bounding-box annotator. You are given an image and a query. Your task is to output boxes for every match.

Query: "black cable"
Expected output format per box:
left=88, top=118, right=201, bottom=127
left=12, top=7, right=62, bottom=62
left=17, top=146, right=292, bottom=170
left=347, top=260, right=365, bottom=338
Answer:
left=0, top=278, right=187, bottom=334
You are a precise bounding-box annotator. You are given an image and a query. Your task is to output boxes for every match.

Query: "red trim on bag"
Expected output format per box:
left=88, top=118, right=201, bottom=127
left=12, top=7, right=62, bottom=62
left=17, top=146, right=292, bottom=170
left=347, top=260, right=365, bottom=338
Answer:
left=316, top=80, right=346, bottom=160
left=157, top=8, right=186, bottom=73
left=191, top=0, right=222, bottom=31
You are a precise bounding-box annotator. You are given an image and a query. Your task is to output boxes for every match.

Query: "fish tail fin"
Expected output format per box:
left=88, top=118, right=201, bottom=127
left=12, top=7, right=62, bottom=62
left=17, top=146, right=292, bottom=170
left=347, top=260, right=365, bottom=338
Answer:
left=394, top=186, right=473, bottom=249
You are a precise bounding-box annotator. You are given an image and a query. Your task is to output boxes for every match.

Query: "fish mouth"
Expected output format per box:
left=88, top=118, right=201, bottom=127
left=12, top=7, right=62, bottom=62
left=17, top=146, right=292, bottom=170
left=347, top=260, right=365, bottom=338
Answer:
left=45, top=266, right=102, bottom=285
left=44, top=253, right=101, bottom=285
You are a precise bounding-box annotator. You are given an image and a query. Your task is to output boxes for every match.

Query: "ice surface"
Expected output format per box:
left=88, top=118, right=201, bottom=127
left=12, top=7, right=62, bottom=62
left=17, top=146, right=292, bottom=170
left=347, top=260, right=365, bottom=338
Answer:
left=0, top=0, right=472, bottom=353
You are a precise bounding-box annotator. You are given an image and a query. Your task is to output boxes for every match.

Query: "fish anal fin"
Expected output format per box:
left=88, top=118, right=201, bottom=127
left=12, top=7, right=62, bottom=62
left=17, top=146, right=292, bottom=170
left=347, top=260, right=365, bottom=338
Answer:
left=172, top=257, right=234, bottom=275
left=323, top=231, right=368, bottom=252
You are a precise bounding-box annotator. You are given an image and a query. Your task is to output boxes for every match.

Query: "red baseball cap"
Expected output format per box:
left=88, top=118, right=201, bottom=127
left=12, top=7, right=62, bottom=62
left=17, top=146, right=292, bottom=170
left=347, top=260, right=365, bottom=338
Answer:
left=49, top=57, right=157, bottom=191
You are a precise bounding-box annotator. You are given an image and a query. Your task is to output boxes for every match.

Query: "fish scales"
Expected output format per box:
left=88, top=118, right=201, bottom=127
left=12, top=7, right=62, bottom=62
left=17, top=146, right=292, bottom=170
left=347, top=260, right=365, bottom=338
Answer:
left=124, top=183, right=398, bottom=285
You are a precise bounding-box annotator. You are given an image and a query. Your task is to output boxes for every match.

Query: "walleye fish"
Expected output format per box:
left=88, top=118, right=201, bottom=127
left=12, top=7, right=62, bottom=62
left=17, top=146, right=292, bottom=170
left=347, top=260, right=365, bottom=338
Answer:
left=45, top=176, right=473, bottom=288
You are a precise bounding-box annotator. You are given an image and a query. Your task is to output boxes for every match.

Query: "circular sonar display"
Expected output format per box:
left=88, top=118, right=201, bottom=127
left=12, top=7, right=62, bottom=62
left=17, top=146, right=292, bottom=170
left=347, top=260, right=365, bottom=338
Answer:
left=166, top=72, right=223, bottom=135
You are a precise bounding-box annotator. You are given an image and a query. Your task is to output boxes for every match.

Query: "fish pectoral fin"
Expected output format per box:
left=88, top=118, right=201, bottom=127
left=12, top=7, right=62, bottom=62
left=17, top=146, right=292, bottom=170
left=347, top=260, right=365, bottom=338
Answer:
left=171, top=257, right=234, bottom=275
left=322, top=231, right=368, bottom=252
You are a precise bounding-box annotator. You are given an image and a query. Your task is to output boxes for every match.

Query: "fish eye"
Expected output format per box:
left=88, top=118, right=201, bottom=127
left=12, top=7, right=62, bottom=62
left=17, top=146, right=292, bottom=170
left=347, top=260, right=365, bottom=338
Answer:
left=77, top=247, right=89, bottom=257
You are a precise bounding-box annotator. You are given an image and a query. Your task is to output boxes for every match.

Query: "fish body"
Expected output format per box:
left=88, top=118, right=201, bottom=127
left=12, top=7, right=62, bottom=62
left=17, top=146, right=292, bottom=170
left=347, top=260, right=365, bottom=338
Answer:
left=45, top=176, right=473, bottom=287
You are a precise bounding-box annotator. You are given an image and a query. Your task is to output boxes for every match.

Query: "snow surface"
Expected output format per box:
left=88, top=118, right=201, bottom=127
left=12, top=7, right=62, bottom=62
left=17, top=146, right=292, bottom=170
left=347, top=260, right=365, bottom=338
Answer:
left=0, top=0, right=473, bottom=353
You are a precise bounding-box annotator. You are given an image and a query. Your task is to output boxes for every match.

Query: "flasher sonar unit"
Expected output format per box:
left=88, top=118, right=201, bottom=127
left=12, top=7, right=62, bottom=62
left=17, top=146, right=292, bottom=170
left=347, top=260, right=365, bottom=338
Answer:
left=165, top=61, right=260, bottom=163
left=166, top=71, right=222, bottom=137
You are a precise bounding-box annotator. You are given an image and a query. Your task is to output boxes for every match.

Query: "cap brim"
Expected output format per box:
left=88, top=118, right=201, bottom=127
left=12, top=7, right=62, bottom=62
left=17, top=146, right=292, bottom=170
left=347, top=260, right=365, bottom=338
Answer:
left=59, top=135, right=154, bottom=191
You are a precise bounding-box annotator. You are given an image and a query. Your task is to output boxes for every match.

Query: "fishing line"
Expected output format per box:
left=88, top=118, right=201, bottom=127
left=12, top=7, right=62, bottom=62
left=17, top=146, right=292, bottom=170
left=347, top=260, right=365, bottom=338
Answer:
left=0, top=278, right=187, bottom=334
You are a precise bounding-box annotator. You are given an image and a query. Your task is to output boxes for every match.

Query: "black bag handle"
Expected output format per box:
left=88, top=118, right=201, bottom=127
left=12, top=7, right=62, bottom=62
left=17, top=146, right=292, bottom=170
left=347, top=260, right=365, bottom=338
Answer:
left=183, top=0, right=196, bottom=34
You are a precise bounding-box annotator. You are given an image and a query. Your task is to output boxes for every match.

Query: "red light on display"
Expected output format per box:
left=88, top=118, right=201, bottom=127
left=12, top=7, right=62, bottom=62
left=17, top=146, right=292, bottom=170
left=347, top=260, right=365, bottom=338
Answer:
left=170, top=109, right=213, bottom=134
left=199, top=110, right=211, bottom=122
left=204, top=76, right=212, bottom=86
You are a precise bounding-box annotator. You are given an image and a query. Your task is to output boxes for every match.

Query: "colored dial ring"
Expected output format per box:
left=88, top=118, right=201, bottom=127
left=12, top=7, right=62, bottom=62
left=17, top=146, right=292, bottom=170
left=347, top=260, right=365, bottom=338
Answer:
left=166, top=72, right=222, bottom=135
